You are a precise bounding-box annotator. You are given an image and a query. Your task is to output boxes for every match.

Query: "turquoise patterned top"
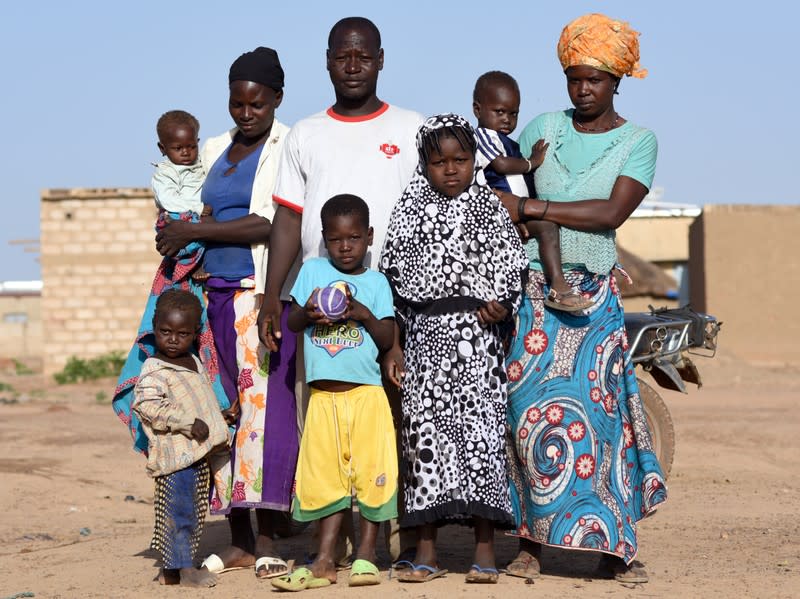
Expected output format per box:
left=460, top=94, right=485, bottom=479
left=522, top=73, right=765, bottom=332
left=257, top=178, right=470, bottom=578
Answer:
left=517, top=109, right=657, bottom=274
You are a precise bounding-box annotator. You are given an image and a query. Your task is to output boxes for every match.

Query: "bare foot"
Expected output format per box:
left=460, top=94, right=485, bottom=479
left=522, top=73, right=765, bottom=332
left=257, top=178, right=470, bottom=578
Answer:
left=309, top=555, right=338, bottom=584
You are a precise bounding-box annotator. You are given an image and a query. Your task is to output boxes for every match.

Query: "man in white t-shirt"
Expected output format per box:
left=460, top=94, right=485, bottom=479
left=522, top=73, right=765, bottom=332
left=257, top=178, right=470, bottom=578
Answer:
left=270, top=96, right=421, bottom=270
left=257, top=16, right=422, bottom=568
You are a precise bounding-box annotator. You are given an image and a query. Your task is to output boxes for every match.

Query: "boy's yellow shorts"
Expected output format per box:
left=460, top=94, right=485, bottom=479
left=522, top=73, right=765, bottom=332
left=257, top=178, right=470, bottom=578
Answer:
left=292, top=384, right=398, bottom=523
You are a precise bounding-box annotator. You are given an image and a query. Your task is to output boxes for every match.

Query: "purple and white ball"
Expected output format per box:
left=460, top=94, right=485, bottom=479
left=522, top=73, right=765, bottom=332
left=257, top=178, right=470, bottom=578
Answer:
left=315, top=285, right=348, bottom=321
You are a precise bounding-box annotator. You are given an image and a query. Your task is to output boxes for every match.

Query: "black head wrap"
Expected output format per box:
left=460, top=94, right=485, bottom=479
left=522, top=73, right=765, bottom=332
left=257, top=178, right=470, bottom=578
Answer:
left=228, top=47, right=285, bottom=91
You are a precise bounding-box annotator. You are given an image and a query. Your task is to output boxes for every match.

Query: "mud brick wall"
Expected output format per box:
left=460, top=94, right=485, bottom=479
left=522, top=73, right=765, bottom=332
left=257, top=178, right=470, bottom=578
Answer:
left=689, top=204, right=800, bottom=365
left=40, top=188, right=160, bottom=376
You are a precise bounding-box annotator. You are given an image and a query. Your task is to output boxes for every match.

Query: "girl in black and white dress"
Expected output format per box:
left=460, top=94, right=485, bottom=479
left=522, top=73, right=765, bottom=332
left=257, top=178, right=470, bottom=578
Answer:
left=380, top=113, right=527, bottom=583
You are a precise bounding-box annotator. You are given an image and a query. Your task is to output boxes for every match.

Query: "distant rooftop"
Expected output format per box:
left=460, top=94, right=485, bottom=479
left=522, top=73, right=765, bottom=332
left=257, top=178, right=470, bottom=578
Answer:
left=0, top=280, right=42, bottom=295
left=42, top=187, right=151, bottom=201
left=631, top=187, right=702, bottom=218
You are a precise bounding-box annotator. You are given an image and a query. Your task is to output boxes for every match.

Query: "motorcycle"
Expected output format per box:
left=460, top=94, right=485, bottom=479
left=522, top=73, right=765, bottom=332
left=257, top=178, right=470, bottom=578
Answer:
left=625, top=306, right=722, bottom=477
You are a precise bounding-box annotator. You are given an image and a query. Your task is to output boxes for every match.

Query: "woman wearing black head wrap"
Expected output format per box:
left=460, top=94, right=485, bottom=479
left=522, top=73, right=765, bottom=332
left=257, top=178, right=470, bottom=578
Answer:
left=155, top=47, right=297, bottom=580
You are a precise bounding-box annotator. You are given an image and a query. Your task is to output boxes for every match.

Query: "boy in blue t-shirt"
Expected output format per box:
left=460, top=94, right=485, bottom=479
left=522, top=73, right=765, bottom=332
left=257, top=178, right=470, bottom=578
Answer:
left=274, top=194, right=397, bottom=590
left=473, top=70, right=592, bottom=312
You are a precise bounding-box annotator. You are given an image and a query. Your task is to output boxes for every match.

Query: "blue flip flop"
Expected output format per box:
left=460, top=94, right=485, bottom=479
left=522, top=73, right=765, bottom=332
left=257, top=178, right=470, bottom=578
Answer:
left=396, top=563, right=448, bottom=583
left=465, top=564, right=499, bottom=584
left=391, top=547, right=417, bottom=573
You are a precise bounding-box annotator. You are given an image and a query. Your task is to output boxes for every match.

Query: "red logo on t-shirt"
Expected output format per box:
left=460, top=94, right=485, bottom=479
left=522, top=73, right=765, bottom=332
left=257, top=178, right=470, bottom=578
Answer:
left=379, top=143, right=400, bottom=159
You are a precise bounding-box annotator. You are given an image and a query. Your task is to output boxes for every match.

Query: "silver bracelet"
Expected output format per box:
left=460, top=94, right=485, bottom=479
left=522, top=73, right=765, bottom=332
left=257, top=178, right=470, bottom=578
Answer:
left=525, top=158, right=533, bottom=173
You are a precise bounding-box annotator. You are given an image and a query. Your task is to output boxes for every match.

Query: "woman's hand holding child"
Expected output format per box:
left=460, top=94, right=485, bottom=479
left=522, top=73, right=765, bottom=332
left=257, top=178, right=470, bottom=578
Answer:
left=156, top=216, right=196, bottom=258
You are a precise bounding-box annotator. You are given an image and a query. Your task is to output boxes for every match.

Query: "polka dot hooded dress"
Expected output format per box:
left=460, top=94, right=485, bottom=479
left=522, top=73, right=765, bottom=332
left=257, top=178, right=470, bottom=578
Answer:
left=379, top=114, right=528, bottom=526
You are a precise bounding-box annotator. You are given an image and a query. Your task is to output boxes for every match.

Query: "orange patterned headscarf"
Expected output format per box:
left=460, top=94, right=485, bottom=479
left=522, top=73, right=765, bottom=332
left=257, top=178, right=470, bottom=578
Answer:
left=557, top=13, right=647, bottom=79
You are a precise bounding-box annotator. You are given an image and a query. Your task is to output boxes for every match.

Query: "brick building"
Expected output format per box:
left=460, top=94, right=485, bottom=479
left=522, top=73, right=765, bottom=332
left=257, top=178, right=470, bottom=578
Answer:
left=0, top=281, right=42, bottom=363
left=40, top=188, right=160, bottom=376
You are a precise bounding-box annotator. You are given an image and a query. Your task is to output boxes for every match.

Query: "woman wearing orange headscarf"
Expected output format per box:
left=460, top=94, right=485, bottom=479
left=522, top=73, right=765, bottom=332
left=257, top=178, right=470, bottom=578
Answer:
left=499, top=14, right=666, bottom=584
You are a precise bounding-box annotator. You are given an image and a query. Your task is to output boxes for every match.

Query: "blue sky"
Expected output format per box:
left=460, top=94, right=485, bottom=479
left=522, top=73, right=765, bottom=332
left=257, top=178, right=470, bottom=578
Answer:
left=1, top=1, right=797, bottom=280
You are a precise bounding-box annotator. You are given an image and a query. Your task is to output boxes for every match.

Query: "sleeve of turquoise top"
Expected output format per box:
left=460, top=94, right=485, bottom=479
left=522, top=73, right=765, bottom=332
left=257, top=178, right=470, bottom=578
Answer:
left=619, top=129, right=658, bottom=190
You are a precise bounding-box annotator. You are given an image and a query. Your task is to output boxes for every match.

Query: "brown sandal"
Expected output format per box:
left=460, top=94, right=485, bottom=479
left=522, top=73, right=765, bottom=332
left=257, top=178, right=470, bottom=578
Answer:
left=505, top=551, right=541, bottom=579
left=544, top=288, right=594, bottom=312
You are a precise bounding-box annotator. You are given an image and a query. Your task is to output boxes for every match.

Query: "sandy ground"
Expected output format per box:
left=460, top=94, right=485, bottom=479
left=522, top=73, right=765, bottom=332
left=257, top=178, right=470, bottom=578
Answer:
left=1, top=350, right=799, bottom=599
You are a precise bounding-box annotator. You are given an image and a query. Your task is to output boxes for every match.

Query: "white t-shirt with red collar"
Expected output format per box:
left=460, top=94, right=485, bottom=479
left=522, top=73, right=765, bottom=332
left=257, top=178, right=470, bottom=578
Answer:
left=273, top=103, right=424, bottom=270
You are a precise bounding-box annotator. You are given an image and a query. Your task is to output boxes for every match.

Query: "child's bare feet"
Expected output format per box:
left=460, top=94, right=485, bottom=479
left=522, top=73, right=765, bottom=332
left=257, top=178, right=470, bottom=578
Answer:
left=158, top=567, right=217, bottom=587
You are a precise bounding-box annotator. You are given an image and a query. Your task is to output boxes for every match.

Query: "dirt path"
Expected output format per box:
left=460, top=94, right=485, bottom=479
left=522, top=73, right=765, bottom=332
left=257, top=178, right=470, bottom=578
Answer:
left=1, top=353, right=798, bottom=598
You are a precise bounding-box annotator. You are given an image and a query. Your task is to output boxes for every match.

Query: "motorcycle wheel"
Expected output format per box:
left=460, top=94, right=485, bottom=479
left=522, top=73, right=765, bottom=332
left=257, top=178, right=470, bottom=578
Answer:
left=637, top=378, right=675, bottom=478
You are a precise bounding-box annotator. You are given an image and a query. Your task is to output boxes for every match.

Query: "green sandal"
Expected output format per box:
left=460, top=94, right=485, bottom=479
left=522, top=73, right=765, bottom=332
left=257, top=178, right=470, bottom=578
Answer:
left=271, top=567, right=333, bottom=591
left=349, top=559, right=381, bottom=587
